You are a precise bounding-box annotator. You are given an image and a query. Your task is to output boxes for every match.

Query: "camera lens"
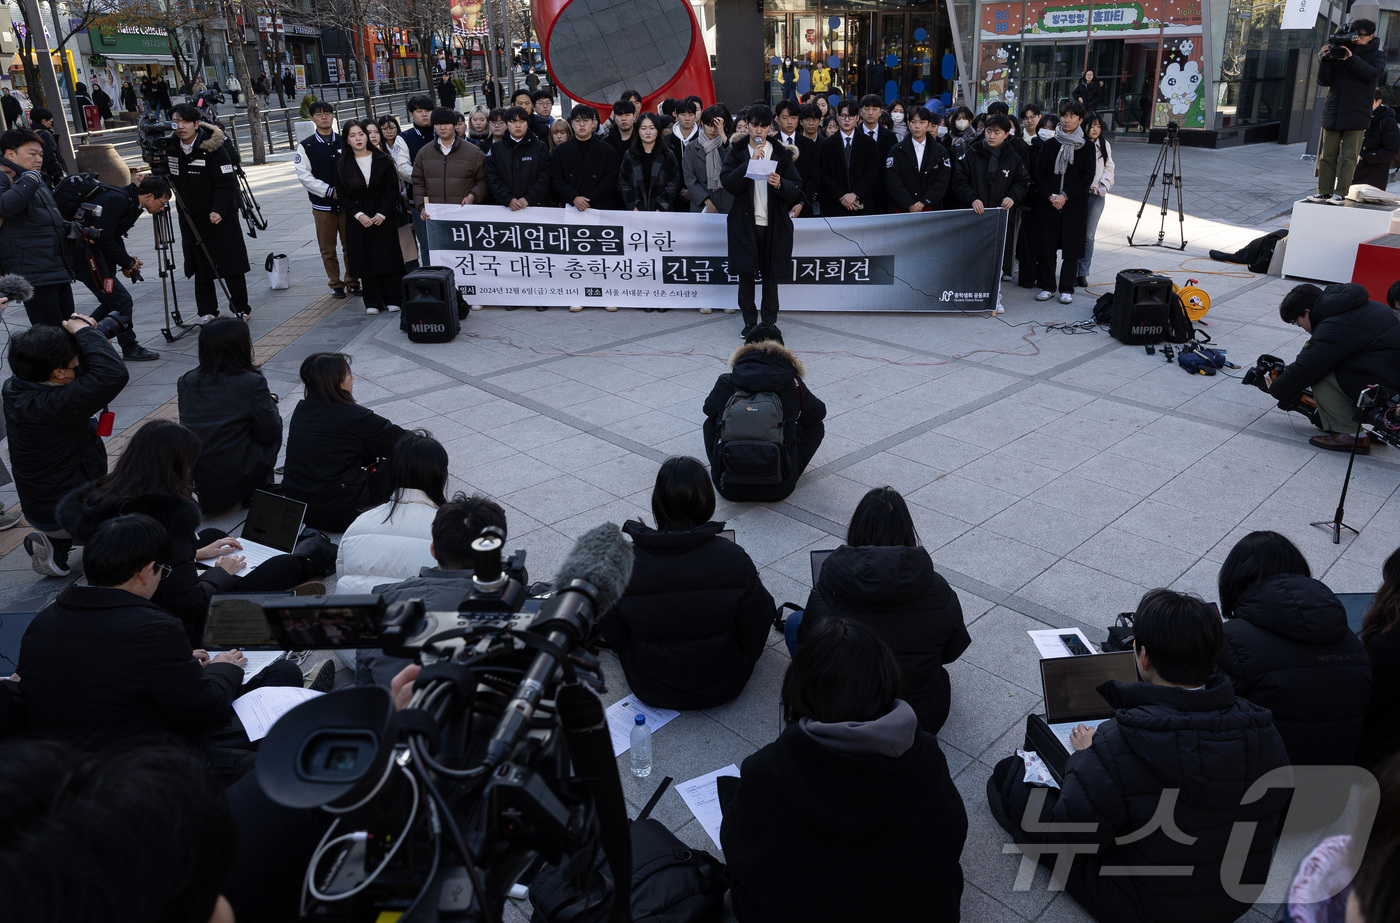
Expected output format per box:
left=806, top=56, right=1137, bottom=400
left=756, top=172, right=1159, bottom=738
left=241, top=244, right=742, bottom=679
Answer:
left=93, top=316, right=124, bottom=340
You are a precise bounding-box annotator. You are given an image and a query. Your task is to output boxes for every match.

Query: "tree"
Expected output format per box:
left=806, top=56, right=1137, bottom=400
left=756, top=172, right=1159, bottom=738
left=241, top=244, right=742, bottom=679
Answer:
left=219, top=0, right=269, bottom=163
left=394, top=0, right=448, bottom=90
left=308, top=0, right=386, bottom=112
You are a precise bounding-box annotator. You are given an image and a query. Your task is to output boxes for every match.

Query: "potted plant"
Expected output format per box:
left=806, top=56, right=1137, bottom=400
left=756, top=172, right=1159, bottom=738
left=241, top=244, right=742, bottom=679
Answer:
left=295, top=92, right=321, bottom=142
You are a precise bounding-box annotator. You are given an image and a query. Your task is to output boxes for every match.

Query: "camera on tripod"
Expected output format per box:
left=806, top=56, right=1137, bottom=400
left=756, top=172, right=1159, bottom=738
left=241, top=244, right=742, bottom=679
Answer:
left=1326, top=28, right=1360, bottom=59
left=137, top=112, right=171, bottom=175
left=1242, top=353, right=1323, bottom=428
left=1354, top=385, right=1400, bottom=448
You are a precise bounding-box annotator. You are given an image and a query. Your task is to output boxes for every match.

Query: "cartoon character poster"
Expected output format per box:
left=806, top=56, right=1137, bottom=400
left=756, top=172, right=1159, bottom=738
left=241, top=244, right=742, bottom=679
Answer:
left=1155, top=36, right=1204, bottom=128
left=977, top=42, right=1019, bottom=111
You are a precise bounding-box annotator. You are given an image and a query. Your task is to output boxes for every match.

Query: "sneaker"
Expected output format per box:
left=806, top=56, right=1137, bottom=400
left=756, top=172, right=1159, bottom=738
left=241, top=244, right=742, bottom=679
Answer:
left=289, top=650, right=312, bottom=667
left=331, top=287, right=347, bottom=299
left=347, top=284, right=363, bottom=296
left=304, top=659, right=336, bottom=692
left=699, top=307, right=713, bottom=314
left=23, top=532, right=70, bottom=578
left=569, top=305, right=584, bottom=313
left=198, top=312, right=218, bottom=322
left=605, top=306, right=619, bottom=313
left=291, top=580, right=327, bottom=596
left=122, top=346, right=160, bottom=361
left=386, top=305, right=401, bottom=313
left=0, top=507, right=23, bottom=530
left=1035, top=290, right=1054, bottom=301
left=365, top=306, right=380, bottom=315
left=1059, top=292, right=1073, bottom=304
left=1304, top=193, right=1330, bottom=204
left=723, top=308, right=738, bottom=314
left=234, top=312, right=250, bottom=323
left=535, top=306, right=550, bottom=312
left=740, top=323, right=756, bottom=339
left=471, top=304, right=484, bottom=311
left=1328, top=194, right=1346, bottom=205
left=1075, top=275, right=1089, bottom=288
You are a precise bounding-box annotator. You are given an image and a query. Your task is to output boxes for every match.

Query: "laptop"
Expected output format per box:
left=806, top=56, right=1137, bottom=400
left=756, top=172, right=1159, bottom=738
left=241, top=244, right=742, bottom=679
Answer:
left=1335, top=592, right=1374, bottom=635
left=1025, top=650, right=1140, bottom=783
left=718, top=529, right=735, bottom=542
left=197, top=490, right=306, bottom=574
left=810, top=549, right=836, bottom=585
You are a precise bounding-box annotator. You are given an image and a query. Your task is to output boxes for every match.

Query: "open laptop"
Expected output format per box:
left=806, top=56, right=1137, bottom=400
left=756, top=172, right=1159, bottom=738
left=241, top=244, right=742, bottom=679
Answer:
left=1335, top=592, right=1374, bottom=635
left=1025, top=650, right=1140, bottom=783
left=197, top=491, right=306, bottom=574
left=810, top=549, right=836, bottom=585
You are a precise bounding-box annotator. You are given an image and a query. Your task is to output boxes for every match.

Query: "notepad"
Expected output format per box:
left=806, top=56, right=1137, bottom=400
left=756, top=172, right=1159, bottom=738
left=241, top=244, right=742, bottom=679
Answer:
left=677, top=764, right=740, bottom=851
left=232, top=685, right=322, bottom=741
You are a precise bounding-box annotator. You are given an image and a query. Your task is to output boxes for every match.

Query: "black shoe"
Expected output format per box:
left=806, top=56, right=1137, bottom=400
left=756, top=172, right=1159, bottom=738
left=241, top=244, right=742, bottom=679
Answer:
left=1076, top=275, right=1089, bottom=288
left=331, top=287, right=347, bottom=299
left=535, top=306, right=549, bottom=312
left=347, top=284, right=363, bottom=296
left=740, top=323, right=756, bottom=339
left=122, top=346, right=160, bottom=361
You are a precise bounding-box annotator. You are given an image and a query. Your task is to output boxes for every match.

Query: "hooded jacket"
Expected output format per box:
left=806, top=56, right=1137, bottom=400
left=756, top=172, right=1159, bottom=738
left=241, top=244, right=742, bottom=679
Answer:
left=721, top=701, right=967, bottom=922
left=1217, top=574, right=1371, bottom=766
left=720, top=132, right=804, bottom=277
left=165, top=122, right=250, bottom=277
left=1271, top=282, right=1400, bottom=402
left=0, top=154, right=75, bottom=286
left=800, top=545, right=971, bottom=732
left=1354, top=104, right=1400, bottom=189
left=599, top=520, right=775, bottom=710
left=1319, top=42, right=1388, bottom=133
left=951, top=137, right=1030, bottom=210
left=996, top=675, right=1290, bottom=923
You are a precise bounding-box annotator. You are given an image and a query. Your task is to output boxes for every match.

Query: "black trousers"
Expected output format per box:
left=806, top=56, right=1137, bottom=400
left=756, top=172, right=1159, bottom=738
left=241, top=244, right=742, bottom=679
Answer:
left=196, top=527, right=306, bottom=592
left=737, top=226, right=779, bottom=327
left=79, top=274, right=140, bottom=351
left=194, top=270, right=250, bottom=317
left=362, top=271, right=404, bottom=312
left=1035, top=253, right=1078, bottom=295
left=23, top=283, right=75, bottom=327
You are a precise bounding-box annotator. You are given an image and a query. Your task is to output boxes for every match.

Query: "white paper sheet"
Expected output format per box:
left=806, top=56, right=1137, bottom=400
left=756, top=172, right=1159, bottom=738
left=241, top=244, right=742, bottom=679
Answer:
left=745, top=157, right=777, bottom=181
left=218, top=650, right=285, bottom=684
left=606, top=694, right=680, bottom=756
left=677, top=764, right=740, bottom=851
left=232, top=686, right=322, bottom=741
left=1027, top=628, right=1097, bottom=659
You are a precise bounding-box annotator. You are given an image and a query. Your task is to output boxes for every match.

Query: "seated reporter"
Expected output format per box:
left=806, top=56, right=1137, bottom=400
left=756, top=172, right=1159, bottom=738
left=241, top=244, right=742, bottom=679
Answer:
left=59, top=420, right=309, bottom=646
left=1359, top=548, right=1400, bottom=767
left=720, top=618, right=967, bottom=923
left=599, top=456, right=776, bottom=709
left=793, top=486, right=971, bottom=733
left=1272, top=282, right=1400, bottom=453
left=177, top=318, right=283, bottom=515
left=988, top=589, right=1290, bottom=923
left=281, top=352, right=407, bottom=532
left=16, top=514, right=299, bottom=746
left=1216, top=530, right=1371, bottom=766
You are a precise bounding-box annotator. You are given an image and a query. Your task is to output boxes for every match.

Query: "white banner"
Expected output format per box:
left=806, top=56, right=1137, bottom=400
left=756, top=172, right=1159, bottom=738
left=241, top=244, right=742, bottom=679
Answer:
left=423, top=205, right=1006, bottom=313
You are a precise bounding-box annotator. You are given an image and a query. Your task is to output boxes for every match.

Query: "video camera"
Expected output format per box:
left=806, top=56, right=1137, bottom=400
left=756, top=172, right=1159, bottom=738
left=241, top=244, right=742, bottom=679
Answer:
left=242, top=523, right=635, bottom=923
left=1355, top=385, right=1400, bottom=448
left=137, top=111, right=171, bottom=175
left=1242, top=353, right=1323, bottom=429
left=1326, top=27, right=1360, bottom=59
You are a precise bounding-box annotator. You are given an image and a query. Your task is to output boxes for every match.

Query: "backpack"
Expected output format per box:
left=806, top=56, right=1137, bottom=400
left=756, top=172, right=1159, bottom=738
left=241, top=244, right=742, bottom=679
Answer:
left=1092, top=290, right=1115, bottom=325
left=51, top=172, right=112, bottom=221
left=1166, top=289, right=1199, bottom=345
left=717, top=386, right=790, bottom=487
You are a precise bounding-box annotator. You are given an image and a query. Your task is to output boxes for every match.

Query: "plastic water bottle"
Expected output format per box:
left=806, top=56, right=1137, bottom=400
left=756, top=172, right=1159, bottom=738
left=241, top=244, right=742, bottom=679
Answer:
left=630, top=713, right=652, bottom=777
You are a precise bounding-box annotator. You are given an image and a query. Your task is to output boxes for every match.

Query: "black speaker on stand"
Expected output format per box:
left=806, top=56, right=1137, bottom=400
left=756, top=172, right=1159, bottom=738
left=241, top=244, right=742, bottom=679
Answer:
left=1109, top=269, right=1174, bottom=345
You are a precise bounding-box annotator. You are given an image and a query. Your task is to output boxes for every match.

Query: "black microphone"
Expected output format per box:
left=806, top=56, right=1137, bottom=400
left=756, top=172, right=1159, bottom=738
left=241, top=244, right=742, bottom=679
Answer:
left=482, top=522, right=634, bottom=770
left=0, top=274, right=35, bottom=305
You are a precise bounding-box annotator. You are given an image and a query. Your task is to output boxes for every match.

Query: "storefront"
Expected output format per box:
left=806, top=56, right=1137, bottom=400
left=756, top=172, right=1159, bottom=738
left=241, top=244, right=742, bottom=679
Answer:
left=89, top=25, right=178, bottom=88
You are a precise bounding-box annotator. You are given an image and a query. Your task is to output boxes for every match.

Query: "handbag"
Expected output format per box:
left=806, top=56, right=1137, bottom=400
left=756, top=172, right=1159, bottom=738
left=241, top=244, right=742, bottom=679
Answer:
left=292, top=526, right=338, bottom=579
left=398, top=222, right=418, bottom=264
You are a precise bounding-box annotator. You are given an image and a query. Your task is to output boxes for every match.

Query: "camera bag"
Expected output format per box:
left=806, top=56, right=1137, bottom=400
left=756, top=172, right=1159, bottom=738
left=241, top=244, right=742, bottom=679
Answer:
left=717, top=383, right=797, bottom=488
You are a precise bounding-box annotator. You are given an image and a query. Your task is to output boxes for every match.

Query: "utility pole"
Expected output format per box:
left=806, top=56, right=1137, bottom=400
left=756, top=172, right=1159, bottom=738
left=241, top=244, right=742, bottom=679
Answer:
left=20, top=0, right=74, bottom=169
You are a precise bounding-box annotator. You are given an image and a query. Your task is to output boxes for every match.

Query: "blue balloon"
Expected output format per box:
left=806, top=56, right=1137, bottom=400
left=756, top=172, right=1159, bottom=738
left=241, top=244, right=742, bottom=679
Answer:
left=941, top=53, right=956, bottom=79
left=885, top=80, right=897, bottom=104
left=770, top=56, right=781, bottom=68
left=797, top=68, right=811, bottom=94
left=912, top=79, right=925, bottom=93
left=885, top=54, right=898, bottom=68
left=829, top=15, right=840, bottom=28
left=941, top=91, right=952, bottom=107
left=913, top=27, right=927, bottom=41
left=827, top=55, right=840, bottom=69
left=828, top=93, right=841, bottom=107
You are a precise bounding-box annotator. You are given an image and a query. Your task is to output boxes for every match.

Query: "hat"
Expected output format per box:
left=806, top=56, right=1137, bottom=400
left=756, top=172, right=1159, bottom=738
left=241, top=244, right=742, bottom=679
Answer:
left=744, top=323, right=784, bottom=345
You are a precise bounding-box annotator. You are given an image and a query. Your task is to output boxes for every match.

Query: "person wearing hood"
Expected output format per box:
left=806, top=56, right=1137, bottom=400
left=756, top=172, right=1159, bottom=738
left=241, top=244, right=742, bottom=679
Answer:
left=1214, top=531, right=1371, bottom=766
left=702, top=325, right=826, bottom=502
left=1030, top=101, right=1093, bottom=304
left=1271, top=282, right=1400, bottom=453
left=793, top=486, right=970, bottom=732
left=166, top=103, right=252, bottom=319
left=1353, top=88, right=1400, bottom=190
left=989, top=588, right=1291, bottom=923
left=720, top=616, right=967, bottom=923
left=600, top=456, right=776, bottom=710
left=720, top=105, right=804, bottom=335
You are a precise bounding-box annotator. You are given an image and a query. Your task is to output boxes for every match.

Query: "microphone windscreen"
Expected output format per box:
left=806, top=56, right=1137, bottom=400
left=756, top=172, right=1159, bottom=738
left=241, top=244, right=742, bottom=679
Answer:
left=552, top=522, right=634, bottom=615
left=0, top=274, right=35, bottom=304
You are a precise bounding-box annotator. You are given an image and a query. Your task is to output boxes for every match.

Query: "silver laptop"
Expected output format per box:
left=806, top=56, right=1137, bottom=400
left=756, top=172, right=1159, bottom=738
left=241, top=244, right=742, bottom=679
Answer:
left=810, top=549, right=836, bottom=585
left=198, top=490, right=306, bottom=574
left=1040, top=651, right=1140, bottom=754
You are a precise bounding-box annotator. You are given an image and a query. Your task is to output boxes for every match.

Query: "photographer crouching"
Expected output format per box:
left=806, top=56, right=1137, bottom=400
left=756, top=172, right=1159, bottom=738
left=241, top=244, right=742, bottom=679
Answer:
left=0, top=128, right=77, bottom=326
left=3, top=315, right=129, bottom=576
left=1271, top=282, right=1400, bottom=454
left=1308, top=19, right=1386, bottom=204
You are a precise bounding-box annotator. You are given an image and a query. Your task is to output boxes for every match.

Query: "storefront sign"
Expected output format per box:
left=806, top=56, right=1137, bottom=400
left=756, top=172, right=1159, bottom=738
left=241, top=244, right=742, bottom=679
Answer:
left=96, top=27, right=172, bottom=55
left=1281, top=0, right=1323, bottom=29
left=1039, top=3, right=1142, bottom=31
left=426, top=205, right=1006, bottom=313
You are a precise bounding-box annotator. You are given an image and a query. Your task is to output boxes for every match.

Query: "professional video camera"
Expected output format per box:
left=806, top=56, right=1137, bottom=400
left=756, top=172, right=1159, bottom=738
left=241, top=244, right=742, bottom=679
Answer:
left=1355, top=385, right=1400, bottom=448
left=1242, top=353, right=1323, bottom=428
left=137, top=111, right=171, bottom=175
left=246, top=523, right=636, bottom=923
left=1326, top=27, right=1360, bottom=59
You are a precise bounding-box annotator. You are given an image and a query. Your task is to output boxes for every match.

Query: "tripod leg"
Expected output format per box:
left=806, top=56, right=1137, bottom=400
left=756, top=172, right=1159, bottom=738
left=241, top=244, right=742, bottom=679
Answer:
left=1311, top=419, right=1366, bottom=544
left=1174, top=142, right=1188, bottom=250
left=1129, top=141, right=1170, bottom=247
left=169, top=185, right=236, bottom=311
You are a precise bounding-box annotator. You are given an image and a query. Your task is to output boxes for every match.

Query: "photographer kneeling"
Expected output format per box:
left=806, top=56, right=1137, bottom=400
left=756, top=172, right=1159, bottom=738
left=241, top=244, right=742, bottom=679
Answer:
left=1271, top=282, right=1400, bottom=454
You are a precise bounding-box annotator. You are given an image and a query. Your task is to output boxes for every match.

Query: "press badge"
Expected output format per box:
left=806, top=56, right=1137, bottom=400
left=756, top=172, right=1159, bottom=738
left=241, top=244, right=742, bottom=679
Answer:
left=221, top=164, right=234, bottom=173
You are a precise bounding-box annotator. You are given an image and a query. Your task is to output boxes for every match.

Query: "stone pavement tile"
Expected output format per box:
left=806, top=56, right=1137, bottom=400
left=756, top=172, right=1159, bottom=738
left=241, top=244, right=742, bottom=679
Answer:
left=1286, top=453, right=1400, bottom=506
left=607, top=410, right=699, bottom=448
left=539, top=432, right=631, bottom=469
left=491, top=415, right=586, bottom=453
left=360, top=397, right=443, bottom=427
left=502, top=475, right=617, bottom=527
left=942, top=660, right=1041, bottom=758
left=838, top=451, right=944, bottom=493
left=1171, top=556, right=1226, bottom=603
left=1322, top=556, right=1389, bottom=593
left=983, top=499, right=1103, bottom=555
left=908, top=474, right=1021, bottom=526
left=1068, top=528, right=1202, bottom=590
left=725, top=506, right=829, bottom=567
left=952, top=763, right=1060, bottom=920
left=783, top=473, right=877, bottom=525
left=439, top=431, right=520, bottom=468
left=1105, top=416, right=1234, bottom=473
left=374, top=366, right=460, bottom=394
left=563, top=394, right=654, bottom=427
left=460, top=453, right=564, bottom=497
left=618, top=377, right=707, bottom=411
left=551, top=491, right=653, bottom=542
left=1331, top=522, right=1400, bottom=573
left=703, top=645, right=788, bottom=749
left=572, top=452, right=669, bottom=497
left=447, top=397, right=538, bottom=432
left=767, top=540, right=837, bottom=586
left=959, top=591, right=999, bottom=625
left=888, top=430, right=992, bottom=473
left=961, top=457, right=1064, bottom=499
left=1113, top=499, right=1241, bottom=556
left=905, top=503, right=975, bottom=552
left=933, top=530, right=1060, bottom=594
left=960, top=884, right=1031, bottom=922
left=1019, top=560, right=1149, bottom=625
left=824, top=407, right=923, bottom=445
left=961, top=607, right=1062, bottom=695
left=1035, top=893, right=1102, bottom=922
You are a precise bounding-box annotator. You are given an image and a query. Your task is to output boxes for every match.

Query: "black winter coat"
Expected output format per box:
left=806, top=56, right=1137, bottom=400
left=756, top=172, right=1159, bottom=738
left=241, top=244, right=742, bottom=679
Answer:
left=338, top=154, right=407, bottom=277
left=800, top=545, right=971, bottom=732
left=550, top=137, right=620, bottom=210
left=35, top=126, right=66, bottom=187
left=952, top=138, right=1030, bottom=209
left=0, top=155, right=74, bottom=286
left=1030, top=134, right=1095, bottom=261
left=1, top=93, right=22, bottom=129
left=1360, top=626, right=1400, bottom=767
left=995, top=676, right=1290, bottom=923
left=1319, top=43, right=1388, bottom=132
left=791, top=134, right=820, bottom=209
left=17, top=585, right=243, bottom=743
left=281, top=398, right=407, bottom=532
left=1217, top=574, right=1371, bottom=766
left=618, top=145, right=680, bottom=211
left=1354, top=104, right=1400, bottom=189
left=817, top=130, right=879, bottom=215
left=884, top=134, right=951, bottom=211
left=57, top=488, right=237, bottom=646
left=1271, top=283, right=1400, bottom=402
left=599, top=520, right=775, bottom=710
left=166, top=122, right=250, bottom=277
left=86, top=183, right=145, bottom=272
left=177, top=368, right=283, bottom=514
left=720, top=134, right=803, bottom=278
left=1074, top=79, right=1104, bottom=112
left=721, top=717, right=966, bottom=923
left=485, top=134, right=552, bottom=207
left=2, top=328, right=128, bottom=530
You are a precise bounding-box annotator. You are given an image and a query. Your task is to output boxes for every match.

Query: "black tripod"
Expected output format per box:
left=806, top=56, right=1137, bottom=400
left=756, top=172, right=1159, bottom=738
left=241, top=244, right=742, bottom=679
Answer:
left=155, top=184, right=234, bottom=342
left=1310, top=388, right=1375, bottom=544
left=1128, top=121, right=1187, bottom=251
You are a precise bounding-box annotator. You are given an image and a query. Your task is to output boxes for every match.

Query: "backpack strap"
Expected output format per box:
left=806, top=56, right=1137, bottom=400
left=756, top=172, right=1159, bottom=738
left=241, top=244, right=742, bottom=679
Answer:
left=793, top=377, right=804, bottom=417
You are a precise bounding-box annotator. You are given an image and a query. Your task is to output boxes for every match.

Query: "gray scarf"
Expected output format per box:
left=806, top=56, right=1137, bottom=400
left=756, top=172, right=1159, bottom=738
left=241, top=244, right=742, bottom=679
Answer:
left=1054, top=124, right=1084, bottom=177
left=701, top=133, right=725, bottom=190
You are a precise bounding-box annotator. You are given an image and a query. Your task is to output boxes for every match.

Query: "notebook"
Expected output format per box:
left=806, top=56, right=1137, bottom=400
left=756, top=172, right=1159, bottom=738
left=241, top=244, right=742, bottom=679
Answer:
left=810, top=549, right=835, bottom=585
left=197, top=491, right=306, bottom=574
left=1040, top=651, right=1140, bottom=755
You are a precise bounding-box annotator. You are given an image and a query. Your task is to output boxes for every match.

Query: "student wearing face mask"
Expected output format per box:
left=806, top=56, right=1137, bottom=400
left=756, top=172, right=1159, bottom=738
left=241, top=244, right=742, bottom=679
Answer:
left=1030, top=102, right=1093, bottom=304
left=948, top=106, right=977, bottom=159
left=889, top=100, right=908, bottom=141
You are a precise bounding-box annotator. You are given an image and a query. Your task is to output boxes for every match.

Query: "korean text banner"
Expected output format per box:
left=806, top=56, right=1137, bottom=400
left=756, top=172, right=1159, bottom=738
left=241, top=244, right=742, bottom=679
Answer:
left=424, top=205, right=1005, bottom=312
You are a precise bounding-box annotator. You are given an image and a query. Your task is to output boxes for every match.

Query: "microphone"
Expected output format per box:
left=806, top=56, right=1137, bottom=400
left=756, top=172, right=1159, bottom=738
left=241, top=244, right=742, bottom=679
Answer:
left=482, top=523, right=633, bottom=770
left=0, top=274, right=35, bottom=305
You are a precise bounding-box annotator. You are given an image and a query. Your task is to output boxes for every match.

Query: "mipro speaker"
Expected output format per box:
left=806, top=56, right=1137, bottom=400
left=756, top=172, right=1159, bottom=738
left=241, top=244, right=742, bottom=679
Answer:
left=402, top=267, right=462, bottom=343
left=1110, top=268, right=1174, bottom=345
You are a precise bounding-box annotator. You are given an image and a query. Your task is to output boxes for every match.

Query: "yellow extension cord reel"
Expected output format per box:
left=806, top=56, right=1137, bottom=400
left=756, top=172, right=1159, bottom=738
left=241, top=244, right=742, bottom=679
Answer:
left=1175, top=279, right=1211, bottom=323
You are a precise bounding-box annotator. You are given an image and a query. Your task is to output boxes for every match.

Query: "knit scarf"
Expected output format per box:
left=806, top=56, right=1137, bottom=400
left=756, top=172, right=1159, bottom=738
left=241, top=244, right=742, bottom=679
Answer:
left=984, top=141, right=1002, bottom=185
left=701, top=133, right=725, bottom=190
left=1054, top=124, right=1084, bottom=177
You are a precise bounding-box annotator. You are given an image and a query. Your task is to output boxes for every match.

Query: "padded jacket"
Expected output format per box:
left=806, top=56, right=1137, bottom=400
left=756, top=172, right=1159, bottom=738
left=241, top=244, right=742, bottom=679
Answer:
left=335, top=490, right=439, bottom=595
left=485, top=134, right=552, bottom=207
left=1271, top=282, right=1400, bottom=401
left=1360, top=626, right=1400, bottom=767
left=0, top=155, right=74, bottom=286
left=1354, top=104, right=1400, bottom=189
left=281, top=398, right=407, bottom=533
left=410, top=136, right=487, bottom=206
left=599, top=520, right=775, bottom=709
left=996, top=676, right=1290, bottom=923
left=800, top=544, right=971, bottom=732
left=1319, top=43, right=1388, bottom=132
left=1218, top=574, right=1371, bottom=766
left=951, top=138, right=1030, bottom=209
left=177, top=368, right=283, bottom=514
left=884, top=134, right=951, bottom=211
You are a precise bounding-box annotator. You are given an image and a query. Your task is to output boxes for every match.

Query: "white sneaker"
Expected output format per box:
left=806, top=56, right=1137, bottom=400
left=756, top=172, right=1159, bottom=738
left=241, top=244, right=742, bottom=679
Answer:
left=723, top=308, right=738, bottom=314
left=386, top=305, right=400, bottom=313
left=0, top=507, right=23, bottom=530
left=365, top=306, right=380, bottom=315
left=1304, top=193, right=1330, bottom=204
left=23, top=531, right=70, bottom=578
left=569, top=305, right=584, bottom=313
left=1059, top=292, right=1073, bottom=305
left=1036, top=290, right=1054, bottom=301
left=699, top=307, right=712, bottom=314
left=605, top=306, right=619, bottom=313
left=471, top=304, right=484, bottom=311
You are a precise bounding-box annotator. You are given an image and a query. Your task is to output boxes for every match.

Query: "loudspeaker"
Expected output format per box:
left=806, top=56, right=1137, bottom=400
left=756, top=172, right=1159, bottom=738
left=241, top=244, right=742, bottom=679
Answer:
left=401, top=267, right=462, bottom=343
left=1110, top=269, right=1174, bottom=345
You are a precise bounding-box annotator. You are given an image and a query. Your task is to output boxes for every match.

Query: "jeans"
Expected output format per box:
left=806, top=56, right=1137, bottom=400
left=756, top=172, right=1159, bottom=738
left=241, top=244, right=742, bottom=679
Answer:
left=1077, top=192, right=1107, bottom=278
left=1319, top=129, right=1365, bottom=196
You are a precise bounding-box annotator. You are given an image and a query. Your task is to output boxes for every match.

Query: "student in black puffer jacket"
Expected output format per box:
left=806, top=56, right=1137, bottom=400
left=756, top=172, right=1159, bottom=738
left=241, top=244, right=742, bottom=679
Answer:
left=990, top=589, right=1291, bottom=923
left=794, top=486, right=971, bottom=733
left=1360, top=548, right=1400, bottom=768
left=600, top=457, right=775, bottom=709
left=1215, top=531, right=1371, bottom=766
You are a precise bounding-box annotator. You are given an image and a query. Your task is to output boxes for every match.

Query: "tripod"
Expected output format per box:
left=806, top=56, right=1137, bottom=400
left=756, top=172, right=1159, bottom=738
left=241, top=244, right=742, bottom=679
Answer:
left=1310, top=388, right=1376, bottom=543
left=155, top=183, right=235, bottom=342
left=1128, top=122, right=1187, bottom=251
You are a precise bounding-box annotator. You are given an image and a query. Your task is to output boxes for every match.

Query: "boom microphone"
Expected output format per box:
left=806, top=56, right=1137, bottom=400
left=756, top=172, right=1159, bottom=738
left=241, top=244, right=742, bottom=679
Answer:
left=483, top=523, right=634, bottom=770
left=0, top=274, right=35, bottom=305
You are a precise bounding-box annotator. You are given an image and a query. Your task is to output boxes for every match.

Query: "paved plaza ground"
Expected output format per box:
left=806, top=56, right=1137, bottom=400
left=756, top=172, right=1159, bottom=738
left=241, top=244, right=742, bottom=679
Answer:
left=0, top=136, right=1378, bottom=921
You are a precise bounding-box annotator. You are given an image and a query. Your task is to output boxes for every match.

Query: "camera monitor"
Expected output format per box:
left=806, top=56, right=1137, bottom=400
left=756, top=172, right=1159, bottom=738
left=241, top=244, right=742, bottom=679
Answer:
left=262, top=596, right=388, bottom=650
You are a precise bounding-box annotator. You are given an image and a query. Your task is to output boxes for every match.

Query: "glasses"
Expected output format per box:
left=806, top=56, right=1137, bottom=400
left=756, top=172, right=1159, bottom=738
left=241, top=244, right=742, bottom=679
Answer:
left=156, top=564, right=172, bottom=579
